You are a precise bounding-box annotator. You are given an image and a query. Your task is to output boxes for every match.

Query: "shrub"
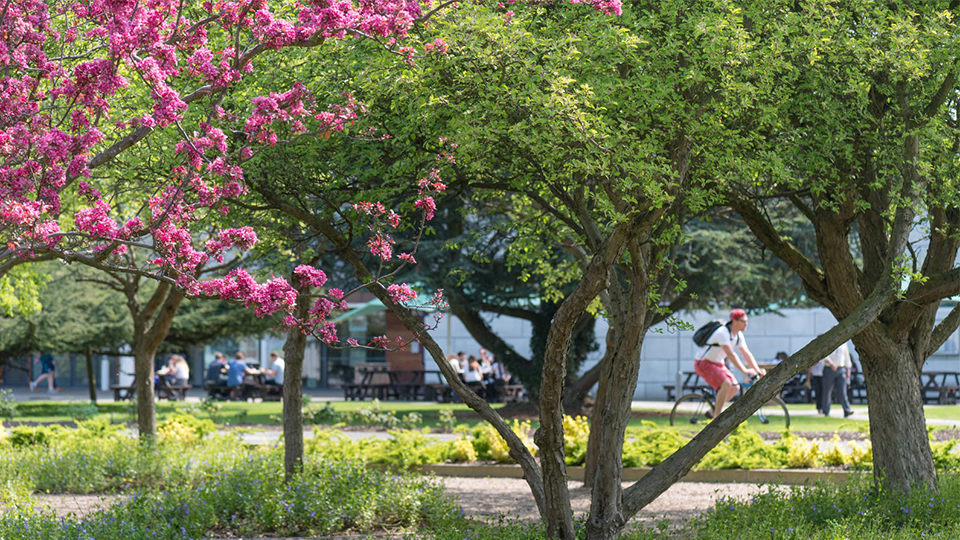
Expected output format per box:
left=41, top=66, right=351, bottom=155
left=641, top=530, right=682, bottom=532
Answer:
left=447, top=437, right=478, bottom=462
left=0, top=390, right=15, bottom=419
left=563, top=415, right=590, bottom=466
left=437, top=408, right=458, bottom=433
left=157, top=412, right=217, bottom=445
left=473, top=420, right=537, bottom=463
left=0, top=451, right=455, bottom=539
left=59, top=401, right=99, bottom=421
left=302, top=401, right=342, bottom=424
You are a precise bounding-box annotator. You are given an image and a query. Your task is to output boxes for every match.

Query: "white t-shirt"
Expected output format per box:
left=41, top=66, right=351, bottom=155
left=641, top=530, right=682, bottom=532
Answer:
left=809, top=359, right=825, bottom=377
left=694, top=325, right=745, bottom=364
left=270, top=358, right=285, bottom=384
left=828, top=343, right=852, bottom=369
left=175, top=363, right=190, bottom=381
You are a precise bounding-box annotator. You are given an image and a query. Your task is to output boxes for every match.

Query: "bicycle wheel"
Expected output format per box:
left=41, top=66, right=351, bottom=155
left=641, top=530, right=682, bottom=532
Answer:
left=669, top=393, right=715, bottom=428
left=755, top=395, right=790, bottom=429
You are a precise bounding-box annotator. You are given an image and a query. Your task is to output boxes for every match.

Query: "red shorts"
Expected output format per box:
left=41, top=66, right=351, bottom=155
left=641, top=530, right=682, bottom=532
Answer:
left=695, top=359, right=738, bottom=391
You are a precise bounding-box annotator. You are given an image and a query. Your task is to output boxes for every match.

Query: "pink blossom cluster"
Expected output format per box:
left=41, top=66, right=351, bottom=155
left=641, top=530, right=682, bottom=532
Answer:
left=195, top=269, right=297, bottom=317
left=0, top=0, right=619, bottom=356
left=205, top=227, right=259, bottom=262
left=414, top=168, right=447, bottom=221
left=294, top=265, right=328, bottom=287
left=386, top=283, right=418, bottom=304
left=423, top=38, right=449, bottom=54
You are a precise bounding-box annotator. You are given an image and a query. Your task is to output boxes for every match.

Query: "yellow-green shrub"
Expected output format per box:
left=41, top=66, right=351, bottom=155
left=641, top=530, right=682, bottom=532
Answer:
left=157, top=413, right=216, bottom=445
left=563, top=415, right=590, bottom=466
left=782, top=432, right=820, bottom=468
left=473, top=420, right=537, bottom=463
left=447, top=437, right=478, bottom=462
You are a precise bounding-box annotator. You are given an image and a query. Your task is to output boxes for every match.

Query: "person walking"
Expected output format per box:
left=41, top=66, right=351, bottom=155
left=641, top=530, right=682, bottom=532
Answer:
left=821, top=342, right=854, bottom=417
left=693, top=309, right=764, bottom=419
left=29, top=352, right=59, bottom=393
left=807, top=358, right=825, bottom=415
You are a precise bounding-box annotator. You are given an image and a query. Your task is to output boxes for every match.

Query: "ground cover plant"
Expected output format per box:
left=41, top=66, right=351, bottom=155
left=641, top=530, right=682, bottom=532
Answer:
left=304, top=419, right=960, bottom=472
left=0, top=418, right=453, bottom=539
left=620, top=474, right=960, bottom=540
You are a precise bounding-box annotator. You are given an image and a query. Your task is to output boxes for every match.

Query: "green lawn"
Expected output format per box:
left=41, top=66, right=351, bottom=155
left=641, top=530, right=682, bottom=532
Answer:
left=4, top=398, right=880, bottom=434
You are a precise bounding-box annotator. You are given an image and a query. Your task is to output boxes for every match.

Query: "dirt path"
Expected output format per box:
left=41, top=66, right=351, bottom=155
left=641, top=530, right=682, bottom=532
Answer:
left=32, top=477, right=778, bottom=529
left=442, top=477, right=778, bottom=527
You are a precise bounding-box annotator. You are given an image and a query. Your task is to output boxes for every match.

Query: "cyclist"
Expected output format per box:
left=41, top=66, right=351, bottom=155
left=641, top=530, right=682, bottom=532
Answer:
left=693, top=309, right=765, bottom=419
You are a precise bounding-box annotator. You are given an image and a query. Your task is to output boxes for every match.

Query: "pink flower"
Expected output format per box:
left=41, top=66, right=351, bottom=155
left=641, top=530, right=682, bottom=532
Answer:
left=414, top=196, right=436, bottom=220
left=386, top=283, right=418, bottom=304
left=367, top=233, right=394, bottom=261
left=295, top=265, right=328, bottom=288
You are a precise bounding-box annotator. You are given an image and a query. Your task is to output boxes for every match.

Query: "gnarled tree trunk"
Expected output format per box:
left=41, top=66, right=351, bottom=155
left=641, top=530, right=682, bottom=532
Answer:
left=857, top=342, right=936, bottom=491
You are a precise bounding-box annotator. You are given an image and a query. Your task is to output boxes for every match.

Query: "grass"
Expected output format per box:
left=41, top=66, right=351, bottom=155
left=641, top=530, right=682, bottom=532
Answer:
left=6, top=398, right=879, bottom=435
left=5, top=399, right=507, bottom=429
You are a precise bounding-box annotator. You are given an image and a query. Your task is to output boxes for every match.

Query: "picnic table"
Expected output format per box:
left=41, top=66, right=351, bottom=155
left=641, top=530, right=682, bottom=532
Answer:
left=341, top=368, right=521, bottom=402
left=663, top=372, right=713, bottom=401
left=921, top=371, right=960, bottom=405
left=110, top=377, right=191, bottom=401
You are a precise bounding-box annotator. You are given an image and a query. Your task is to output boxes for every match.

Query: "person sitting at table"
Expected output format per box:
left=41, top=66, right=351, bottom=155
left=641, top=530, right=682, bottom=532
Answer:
left=446, top=354, right=462, bottom=375
left=227, top=352, right=261, bottom=400
left=205, top=352, right=230, bottom=398
left=263, top=351, right=284, bottom=386
left=156, top=356, right=188, bottom=386
left=463, top=355, right=486, bottom=396
left=484, top=355, right=512, bottom=402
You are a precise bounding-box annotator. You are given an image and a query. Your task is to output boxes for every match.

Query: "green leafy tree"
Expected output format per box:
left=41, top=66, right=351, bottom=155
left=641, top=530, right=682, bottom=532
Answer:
left=0, top=263, right=130, bottom=401
left=236, top=3, right=886, bottom=539
left=720, top=0, right=960, bottom=492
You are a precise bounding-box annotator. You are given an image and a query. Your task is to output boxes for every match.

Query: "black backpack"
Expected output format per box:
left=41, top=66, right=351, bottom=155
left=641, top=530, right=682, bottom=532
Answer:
left=692, top=320, right=725, bottom=347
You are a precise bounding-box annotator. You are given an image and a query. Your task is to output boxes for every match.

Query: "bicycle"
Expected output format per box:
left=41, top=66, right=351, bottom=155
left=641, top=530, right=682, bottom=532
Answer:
left=669, top=375, right=790, bottom=429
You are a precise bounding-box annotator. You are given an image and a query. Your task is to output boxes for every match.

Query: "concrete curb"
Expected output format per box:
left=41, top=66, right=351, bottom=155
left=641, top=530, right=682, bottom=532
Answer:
left=413, top=463, right=860, bottom=485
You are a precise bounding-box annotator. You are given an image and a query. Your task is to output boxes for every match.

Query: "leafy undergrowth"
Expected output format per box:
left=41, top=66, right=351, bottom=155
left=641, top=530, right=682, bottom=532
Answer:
left=0, top=417, right=454, bottom=539
left=623, top=474, right=960, bottom=540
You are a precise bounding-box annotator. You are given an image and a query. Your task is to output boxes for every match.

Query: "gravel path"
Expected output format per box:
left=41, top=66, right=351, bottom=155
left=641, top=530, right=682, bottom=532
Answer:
left=441, top=477, right=778, bottom=527
left=33, top=477, right=779, bottom=530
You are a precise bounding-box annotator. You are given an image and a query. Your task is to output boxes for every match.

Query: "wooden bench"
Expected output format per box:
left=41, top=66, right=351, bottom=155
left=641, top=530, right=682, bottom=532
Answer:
left=500, top=384, right=525, bottom=403
left=780, top=374, right=808, bottom=403
left=921, top=372, right=960, bottom=405
left=156, top=383, right=191, bottom=401
left=341, top=367, right=392, bottom=401
left=425, top=383, right=456, bottom=403
left=110, top=382, right=190, bottom=401
left=111, top=384, right=136, bottom=401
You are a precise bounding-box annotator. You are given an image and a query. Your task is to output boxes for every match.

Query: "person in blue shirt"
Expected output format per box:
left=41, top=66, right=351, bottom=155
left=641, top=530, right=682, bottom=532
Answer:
left=29, top=352, right=59, bottom=393
left=227, top=352, right=261, bottom=400
left=204, top=352, right=229, bottom=399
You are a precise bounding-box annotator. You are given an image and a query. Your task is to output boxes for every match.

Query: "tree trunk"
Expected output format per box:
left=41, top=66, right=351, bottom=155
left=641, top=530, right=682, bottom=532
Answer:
left=129, top=284, right=184, bottom=440
left=85, top=346, right=97, bottom=404
left=283, top=279, right=310, bottom=480
left=582, top=325, right=617, bottom=489
left=857, top=343, right=937, bottom=492
left=134, top=338, right=157, bottom=438
left=585, top=266, right=648, bottom=540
